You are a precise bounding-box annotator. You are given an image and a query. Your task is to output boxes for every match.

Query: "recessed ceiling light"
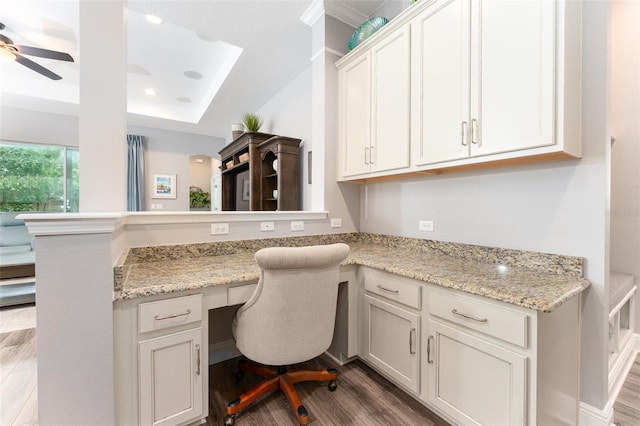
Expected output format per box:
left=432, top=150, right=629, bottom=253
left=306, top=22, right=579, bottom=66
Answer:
left=144, top=88, right=156, bottom=96
left=184, top=70, right=203, bottom=80
left=176, top=97, right=192, bottom=103
left=145, top=15, right=163, bottom=25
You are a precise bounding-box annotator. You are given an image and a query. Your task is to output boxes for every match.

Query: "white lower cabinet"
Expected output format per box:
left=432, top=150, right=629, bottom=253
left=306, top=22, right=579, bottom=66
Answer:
left=362, top=294, right=420, bottom=393
left=115, top=292, right=207, bottom=426
left=139, top=328, right=204, bottom=426
left=357, top=270, right=581, bottom=426
left=426, top=320, right=526, bottom=425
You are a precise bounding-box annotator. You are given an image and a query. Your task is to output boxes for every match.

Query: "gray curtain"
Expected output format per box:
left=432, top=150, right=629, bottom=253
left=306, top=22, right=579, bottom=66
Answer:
left=127, top=134, right=145, bottom=211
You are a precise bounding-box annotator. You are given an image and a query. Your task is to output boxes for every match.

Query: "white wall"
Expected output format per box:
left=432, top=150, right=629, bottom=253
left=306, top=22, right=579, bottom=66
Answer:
left=368, top=0, right=411, bottom=21
left=358, top=1, right=611, bottom=410
left=127, top=125, right=225, bottom=211
left=0, top=106, right=79, bottom=147
left=610, top=0, right=640, bottom=331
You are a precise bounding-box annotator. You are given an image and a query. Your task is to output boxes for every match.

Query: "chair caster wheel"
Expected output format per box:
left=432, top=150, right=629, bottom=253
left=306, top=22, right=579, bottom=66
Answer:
left=235, top=371, right=244, bottom=381
left=224, top=414, right=236, bottom=425
left=328, top=380, right=337, bottom=392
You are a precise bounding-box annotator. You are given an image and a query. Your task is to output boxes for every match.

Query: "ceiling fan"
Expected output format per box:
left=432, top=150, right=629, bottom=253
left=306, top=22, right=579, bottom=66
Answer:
left=0, top=22, right=74, bottom=80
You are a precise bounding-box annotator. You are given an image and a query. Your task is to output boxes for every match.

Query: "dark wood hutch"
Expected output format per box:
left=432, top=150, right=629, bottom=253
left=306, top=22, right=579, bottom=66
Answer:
left=219, top=132, right=301, bottom=211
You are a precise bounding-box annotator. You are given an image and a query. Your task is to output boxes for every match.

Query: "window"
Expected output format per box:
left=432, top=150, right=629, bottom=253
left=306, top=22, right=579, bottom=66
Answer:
left=0, top=141, right=79, bottom=212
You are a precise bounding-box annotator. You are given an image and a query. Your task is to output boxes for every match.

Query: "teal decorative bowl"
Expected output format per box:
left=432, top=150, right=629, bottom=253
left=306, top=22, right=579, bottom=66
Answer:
left=348, top=16, right=389, bottom=51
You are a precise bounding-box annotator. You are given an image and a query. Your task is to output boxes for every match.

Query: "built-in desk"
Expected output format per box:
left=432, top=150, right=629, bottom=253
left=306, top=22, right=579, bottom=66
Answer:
left=114, top=233, right=590, bottom=426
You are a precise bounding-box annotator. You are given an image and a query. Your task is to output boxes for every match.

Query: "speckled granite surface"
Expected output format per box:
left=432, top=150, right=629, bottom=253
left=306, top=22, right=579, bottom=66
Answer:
left=115, top=233, right=590, bottom=312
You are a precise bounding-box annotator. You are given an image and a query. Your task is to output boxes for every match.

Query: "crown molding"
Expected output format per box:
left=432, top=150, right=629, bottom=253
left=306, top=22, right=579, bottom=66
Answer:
left=301, top=0, right=366, bottom=29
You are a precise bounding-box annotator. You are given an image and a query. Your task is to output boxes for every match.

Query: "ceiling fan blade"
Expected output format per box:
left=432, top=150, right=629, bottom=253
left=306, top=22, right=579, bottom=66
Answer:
left=15, top=45, right=74, bottom=62
left=14, top=52, right=62, bottom=80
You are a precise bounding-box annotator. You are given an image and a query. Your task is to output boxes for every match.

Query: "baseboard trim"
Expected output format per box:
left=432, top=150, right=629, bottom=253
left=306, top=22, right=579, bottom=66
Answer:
left=609, top=335, right=639, bottom=402
left=208, top=339, right=240, bottom=365
left=579, top=401, right=614, bottom=426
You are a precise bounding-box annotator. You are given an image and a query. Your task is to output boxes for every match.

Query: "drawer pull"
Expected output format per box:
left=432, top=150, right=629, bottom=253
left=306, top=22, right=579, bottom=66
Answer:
left=196, top=344, right=201, bottom=376
left=427, top=335, right=434, bottom=364
left=377, top=285, right=399, bottom=294
left=409, top=328, right=416, bottom=354
left=154, top=309, right=191, bottom=321
left=452, top=309, right=488, bottom=323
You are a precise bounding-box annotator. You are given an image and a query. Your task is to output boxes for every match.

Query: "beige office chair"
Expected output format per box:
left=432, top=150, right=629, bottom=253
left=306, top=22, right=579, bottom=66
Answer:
left=225, top=243, right=350, bottom=426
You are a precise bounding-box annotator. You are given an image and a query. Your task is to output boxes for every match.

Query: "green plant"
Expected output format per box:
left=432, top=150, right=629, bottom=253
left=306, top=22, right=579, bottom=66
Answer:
left=242, top=113, right=263, bottom=132
left=189, top=187, right=210, bottom=209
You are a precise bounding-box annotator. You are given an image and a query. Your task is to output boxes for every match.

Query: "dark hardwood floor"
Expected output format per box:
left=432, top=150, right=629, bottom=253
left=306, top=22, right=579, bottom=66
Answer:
left=207, top=356, right=450, bottom=425
left=1, top=303, right=639, bottom=426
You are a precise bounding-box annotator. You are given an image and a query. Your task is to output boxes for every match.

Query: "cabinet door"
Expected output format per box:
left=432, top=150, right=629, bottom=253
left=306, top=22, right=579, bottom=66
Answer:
left=339, top=52, right=371, bottom=178
left=371, top=25, right=411, bottom=173
left=470, top=0, right=555, bottom=156
left=139, top=328, right=204, bottom=426
left=427, top=320, right=526, bottom=425
left=411, top=0, right=471, bottom=166
left=363, top=294, right=420, bottom=393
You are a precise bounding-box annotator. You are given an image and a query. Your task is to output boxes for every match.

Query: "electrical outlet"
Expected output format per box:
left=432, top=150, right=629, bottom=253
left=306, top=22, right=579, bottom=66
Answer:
left=331, top=218, right=342, bottom=228
left=155, top=203, right=163, bottom=210
left=260, top=221, right=275, bottom=232
left=418, top=220, right=434, bottom=232
left=211, top=223, right=229, bottom=235
left=291, top=221, right=304, bottom=231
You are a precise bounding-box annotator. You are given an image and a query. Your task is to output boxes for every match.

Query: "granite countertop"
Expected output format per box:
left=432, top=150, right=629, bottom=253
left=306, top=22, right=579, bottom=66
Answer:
left=115, top=233, right=590, bottom=312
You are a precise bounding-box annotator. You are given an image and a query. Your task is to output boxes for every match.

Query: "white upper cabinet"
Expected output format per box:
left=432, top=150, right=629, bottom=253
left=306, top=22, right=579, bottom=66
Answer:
left=338, top=0, right=581, bottom=181
left=338, top=24, right=411, bottom=179
left=370, top=26, right=411, bottom=174
left=469, top=0, right=555, bottom=156
left=413, top=0, right=559, bottom=166
left=339, top=52, right=372, bottom=178
left=411, top=0, right=471, bottom=165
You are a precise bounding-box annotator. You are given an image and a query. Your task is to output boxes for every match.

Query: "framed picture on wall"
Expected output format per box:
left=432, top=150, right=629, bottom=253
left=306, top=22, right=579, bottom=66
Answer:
left=152, top=174, right=177, bottom=199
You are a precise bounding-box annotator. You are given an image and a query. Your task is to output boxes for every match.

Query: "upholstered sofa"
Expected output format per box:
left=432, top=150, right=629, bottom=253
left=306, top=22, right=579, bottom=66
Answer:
left=0, top=212, right=36, bottom=306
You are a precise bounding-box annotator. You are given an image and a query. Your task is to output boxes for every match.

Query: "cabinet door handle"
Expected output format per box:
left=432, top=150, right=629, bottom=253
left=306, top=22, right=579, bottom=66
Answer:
left=409, top=328, right=416, bottom=354
left=154, top=309, right=191, bottom=321
left=461, top=121, right=468, bottom=146
left=452, top=309, right=488, bottom=323
left=196, top=344, right=201, bottom=376
left=427, top=335, right=434, bottom=364
left=376, top=284, right=399, bottom=294
left=471, top=118, right=478, bottom=144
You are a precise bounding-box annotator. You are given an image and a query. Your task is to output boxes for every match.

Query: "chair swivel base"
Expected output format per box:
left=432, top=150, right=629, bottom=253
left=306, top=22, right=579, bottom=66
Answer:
left=225, top=359, right=338, bottom=425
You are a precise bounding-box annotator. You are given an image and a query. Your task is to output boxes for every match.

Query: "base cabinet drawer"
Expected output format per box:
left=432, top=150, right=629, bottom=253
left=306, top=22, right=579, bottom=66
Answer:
left=362, top=294, right=420, bottom=393
left=139, top=328, right=204, bottom=426
left=426, top=320, right=526, bottom=426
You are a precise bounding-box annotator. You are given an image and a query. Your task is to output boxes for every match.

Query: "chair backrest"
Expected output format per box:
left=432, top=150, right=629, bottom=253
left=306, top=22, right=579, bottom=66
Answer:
left=234, top=243, right=350, bottom=366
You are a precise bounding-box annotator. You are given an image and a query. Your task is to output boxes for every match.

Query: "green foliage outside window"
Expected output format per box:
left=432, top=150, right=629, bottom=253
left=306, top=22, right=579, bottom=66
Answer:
left=0, top=142, right=79, bottom=212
